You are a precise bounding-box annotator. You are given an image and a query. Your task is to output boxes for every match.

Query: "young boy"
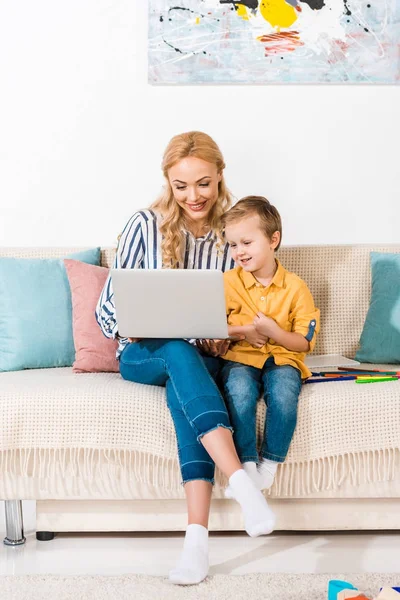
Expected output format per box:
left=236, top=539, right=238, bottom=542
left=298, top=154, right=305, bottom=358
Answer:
left=220, top=196, right=319, bottom=497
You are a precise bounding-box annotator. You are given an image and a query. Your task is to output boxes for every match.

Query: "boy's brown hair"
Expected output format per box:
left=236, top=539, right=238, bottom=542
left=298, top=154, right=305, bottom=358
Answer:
left=221, top=196, right=282, bottom=251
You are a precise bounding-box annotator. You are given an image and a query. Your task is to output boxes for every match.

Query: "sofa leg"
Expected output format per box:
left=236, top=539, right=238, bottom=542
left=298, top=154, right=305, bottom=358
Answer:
left=3, top=500, right=26, bottom=546
left=36, top=531, right=55, bottom=541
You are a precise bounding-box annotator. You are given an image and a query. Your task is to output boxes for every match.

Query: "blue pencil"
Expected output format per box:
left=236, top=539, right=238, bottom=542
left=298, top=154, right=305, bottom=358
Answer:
left=306, top=376, right=357, bottom=384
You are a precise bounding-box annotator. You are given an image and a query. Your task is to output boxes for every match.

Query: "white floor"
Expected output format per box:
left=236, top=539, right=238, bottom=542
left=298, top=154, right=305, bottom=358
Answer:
left=1, top=501, right=400, bottom=577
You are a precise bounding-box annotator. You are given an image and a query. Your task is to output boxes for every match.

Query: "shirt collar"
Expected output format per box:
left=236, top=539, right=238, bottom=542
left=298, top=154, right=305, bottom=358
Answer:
left=241, top=259, right=285, bottom=289
left=182, top=228, right=215, bottom=242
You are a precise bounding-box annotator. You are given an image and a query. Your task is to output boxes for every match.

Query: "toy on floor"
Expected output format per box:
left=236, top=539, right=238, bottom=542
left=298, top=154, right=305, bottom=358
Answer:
left=328, top=580, right=359, bottom=600
left=328, top=579, right=400, bottom=600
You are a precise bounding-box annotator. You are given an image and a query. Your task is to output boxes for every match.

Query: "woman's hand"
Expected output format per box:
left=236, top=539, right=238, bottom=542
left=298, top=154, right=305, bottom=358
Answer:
left=196, top=338, right=232, bottom=357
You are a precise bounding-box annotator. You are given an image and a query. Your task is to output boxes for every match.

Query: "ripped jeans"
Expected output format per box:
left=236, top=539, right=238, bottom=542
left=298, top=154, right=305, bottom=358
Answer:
left=119, top=339, right=232, bottom=484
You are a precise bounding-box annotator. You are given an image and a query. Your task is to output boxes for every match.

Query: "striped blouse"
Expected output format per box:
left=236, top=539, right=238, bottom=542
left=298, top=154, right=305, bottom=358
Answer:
left=95, top=209, right=235, bottom=357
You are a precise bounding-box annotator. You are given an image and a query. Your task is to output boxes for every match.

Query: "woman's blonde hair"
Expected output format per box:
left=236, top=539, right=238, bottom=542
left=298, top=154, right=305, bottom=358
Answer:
left=150, top=131, right=233, bottom=267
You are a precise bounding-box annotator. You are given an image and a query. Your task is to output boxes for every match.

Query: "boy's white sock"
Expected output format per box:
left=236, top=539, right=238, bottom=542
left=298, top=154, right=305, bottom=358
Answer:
left=225, top=462, right=259, bottom=499
left=169, top=524, right=209, bottom=585
left=258, top=458, right=278, bottom=490
left=228, top=469, right=275, bottom=537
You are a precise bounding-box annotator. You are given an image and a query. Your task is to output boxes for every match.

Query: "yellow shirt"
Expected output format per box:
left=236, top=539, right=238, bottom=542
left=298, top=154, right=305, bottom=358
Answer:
left=223, top=260, right=320, bottom=379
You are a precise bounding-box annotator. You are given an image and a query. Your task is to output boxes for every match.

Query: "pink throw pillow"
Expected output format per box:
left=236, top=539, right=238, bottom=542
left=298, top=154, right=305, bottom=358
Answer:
left=64, top=259, right=119, bottom=373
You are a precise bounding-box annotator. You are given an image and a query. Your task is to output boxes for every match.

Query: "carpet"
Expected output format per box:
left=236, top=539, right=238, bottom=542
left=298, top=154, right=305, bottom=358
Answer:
left=1, top=573, right=399, bottom=600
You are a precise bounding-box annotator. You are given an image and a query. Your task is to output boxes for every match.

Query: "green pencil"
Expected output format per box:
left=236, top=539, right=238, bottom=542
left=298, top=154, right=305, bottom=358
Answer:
left=356, top=377, right=398, bottom=384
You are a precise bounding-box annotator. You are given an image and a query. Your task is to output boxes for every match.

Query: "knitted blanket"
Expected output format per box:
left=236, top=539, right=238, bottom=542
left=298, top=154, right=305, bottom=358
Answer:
left=1, top=367, right=399, bottom=498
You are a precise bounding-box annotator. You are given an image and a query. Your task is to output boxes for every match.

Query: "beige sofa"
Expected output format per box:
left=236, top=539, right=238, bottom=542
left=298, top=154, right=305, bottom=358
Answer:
left=1, top=245, right=400, bottom=546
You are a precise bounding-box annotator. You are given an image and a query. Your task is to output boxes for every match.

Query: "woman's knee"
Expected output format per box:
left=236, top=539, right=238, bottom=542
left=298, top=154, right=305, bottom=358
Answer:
left=119, top=355, right=168, bottom=386
left=162, top=339, right=195, bottom=356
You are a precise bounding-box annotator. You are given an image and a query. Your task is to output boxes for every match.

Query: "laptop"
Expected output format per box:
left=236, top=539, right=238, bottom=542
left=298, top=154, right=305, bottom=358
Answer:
left=111, top=269, right=229, bottom=339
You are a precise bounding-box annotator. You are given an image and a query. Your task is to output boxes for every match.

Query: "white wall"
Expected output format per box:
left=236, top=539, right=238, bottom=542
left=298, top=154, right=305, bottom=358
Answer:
left=0, top=0, right=399, bottom=247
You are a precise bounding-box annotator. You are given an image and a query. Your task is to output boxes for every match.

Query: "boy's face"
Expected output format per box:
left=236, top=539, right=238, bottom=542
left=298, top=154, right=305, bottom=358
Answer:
left=225, top=214, right=278, bottom=273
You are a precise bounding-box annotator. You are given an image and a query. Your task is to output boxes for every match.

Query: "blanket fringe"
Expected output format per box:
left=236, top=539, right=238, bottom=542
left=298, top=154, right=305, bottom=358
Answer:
left=268, top=448, right=400, bottom=497
left=0, top=447, right=399, bottom=498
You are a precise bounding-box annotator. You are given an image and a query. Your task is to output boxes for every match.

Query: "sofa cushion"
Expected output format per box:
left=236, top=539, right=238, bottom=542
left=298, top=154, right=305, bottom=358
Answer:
left=64, top=260, right=119, bottom=373
left=0, top=248, right=100, bottom=372
left=356, top=252, right=400, bottom=364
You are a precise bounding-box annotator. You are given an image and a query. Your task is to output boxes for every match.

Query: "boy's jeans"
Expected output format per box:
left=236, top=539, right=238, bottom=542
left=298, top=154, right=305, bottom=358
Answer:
left=119, top=339, right=232, bottom=484
left=220, top=357, right=302, bottom=463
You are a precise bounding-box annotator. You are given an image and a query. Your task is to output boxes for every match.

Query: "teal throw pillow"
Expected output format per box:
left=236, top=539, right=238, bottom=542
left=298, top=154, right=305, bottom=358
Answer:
left=0, top=248, right=101, bottom=371
left=355, top=252, right=400, bottom=364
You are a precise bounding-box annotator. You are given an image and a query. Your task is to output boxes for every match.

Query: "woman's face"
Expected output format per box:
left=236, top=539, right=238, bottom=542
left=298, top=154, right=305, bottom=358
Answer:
left=168, top=157, right=222, bottom=224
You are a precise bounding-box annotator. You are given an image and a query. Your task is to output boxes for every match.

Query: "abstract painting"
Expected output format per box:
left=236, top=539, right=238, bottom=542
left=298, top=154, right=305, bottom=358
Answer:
left=148, top=0, right=400, bottom=83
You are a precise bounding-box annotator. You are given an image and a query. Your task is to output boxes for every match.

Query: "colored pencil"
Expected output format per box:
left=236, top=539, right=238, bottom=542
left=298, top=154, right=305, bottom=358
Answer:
left=323, top=373, right=361, bottom=377
left=306, top=376, right=357, bottom=383
left=313, top=371, right=400, bottom=377
left=318, top=375, right=400, bottom=382
left=314, top=371, right=384, bottom=376
left=328, top=371, right=397, bottom=376
left=356, top=377, right=398, bottom=384
left=311, top=371, right=357, bottom=376
left=338, top=367, right=400, bottom=375
left=356, top=375, right=399, bottom=380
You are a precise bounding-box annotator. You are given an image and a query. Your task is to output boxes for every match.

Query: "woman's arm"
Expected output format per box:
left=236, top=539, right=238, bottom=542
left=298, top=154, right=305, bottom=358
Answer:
left=95, top=212, right=146, bottom=339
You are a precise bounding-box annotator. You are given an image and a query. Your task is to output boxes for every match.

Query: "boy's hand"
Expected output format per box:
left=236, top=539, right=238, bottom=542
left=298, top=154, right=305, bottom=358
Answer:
left=253, top=312, right=279, bottom=338
left=242, top=325, right=268, bottom=349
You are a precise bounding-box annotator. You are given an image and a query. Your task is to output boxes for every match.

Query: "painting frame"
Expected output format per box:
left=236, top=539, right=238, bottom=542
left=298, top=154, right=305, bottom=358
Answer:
left=148, top=0, right=400, bottom=84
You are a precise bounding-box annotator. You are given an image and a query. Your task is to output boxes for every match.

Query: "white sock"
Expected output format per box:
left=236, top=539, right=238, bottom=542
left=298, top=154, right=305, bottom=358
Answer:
left=258, top=458, right=278, bottom=490
left=225, top=461, right=259, bottom=499
left=228, top=469, right=275, bottom=537
left=169, top=524, right=209, bottom=585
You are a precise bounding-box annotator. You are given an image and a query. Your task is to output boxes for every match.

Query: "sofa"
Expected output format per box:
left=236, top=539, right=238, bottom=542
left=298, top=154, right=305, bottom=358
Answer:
left=1, top=244, right=400, bottom=546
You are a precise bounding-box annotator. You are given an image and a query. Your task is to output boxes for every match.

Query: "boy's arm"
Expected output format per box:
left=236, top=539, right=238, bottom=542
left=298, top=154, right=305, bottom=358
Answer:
left=253, top=282, right=319, bottom=353
left=289, top=283, right=320, bottom=352
left=252, top=316, right=310, bottom=352
left=228, top=324, right=251, bottom=338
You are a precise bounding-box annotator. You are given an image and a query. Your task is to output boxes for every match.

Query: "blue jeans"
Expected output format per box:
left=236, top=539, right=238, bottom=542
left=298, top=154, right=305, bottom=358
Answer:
left=220, top=357, right=302, bottom=463
left=119, top=339, right=232, bottom=484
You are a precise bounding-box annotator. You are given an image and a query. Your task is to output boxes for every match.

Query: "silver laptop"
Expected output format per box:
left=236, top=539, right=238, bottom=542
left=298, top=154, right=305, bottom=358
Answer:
left=111, top=269, right=229, bottom=339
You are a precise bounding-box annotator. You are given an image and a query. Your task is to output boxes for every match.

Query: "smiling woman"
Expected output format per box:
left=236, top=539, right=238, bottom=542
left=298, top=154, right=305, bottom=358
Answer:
left=162, top=158, right=221, bottom=241
left=150, top=132, right=230, bottom=267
